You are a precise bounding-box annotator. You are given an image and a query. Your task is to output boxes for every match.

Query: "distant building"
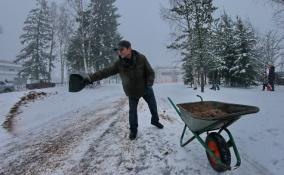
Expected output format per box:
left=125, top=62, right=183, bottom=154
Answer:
left=155, top=66, right=183, bottom=83
left=0, top=60, right=22, bottom=82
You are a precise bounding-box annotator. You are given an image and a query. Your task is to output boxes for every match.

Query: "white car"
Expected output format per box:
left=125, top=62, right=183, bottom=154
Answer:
left=0, top=81, right=15, bottom=93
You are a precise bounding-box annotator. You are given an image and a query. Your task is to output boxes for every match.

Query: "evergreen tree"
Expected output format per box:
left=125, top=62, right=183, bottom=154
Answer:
left=182, top=55, right=194, bottom=85
left=163, top=0, right=217, bottom=92
left=213, top=14, right=259, bottom=87
left=214, top=12, right=237, bottom=86
left=87, top=0, right=121, bottom=71
left=66, top=0, right=89, bottom=73
left=231, top=17, right=258, bottom=87
left=66, top=35, right=85, bottom=72
left=16, top=0, right=52, bottom=81
left=66, top=0, right=121, bottom=73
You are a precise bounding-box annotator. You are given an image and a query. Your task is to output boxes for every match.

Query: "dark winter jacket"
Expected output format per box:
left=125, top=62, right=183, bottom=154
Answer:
left=268, top=66, right=275, bottom=84
left=89, top=50, right=155, bottom=97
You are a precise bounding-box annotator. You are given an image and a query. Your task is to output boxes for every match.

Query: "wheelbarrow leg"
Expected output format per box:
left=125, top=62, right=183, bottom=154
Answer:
left=180, top=124, right=197, bottom=147
left=223, top=128, right=241, bottom=169
left=218, top=122, right=241, bottom=170
left=167, top=97, right=197, bottom=147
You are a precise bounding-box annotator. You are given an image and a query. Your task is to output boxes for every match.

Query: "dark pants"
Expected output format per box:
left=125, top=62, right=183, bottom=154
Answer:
left=210, top=83, right=220, bottom=90
left=128, top=86, right=159, bottom=131
left=268, top=82, right=275, bottom=91
left=262, top=83, right=267, bottom=91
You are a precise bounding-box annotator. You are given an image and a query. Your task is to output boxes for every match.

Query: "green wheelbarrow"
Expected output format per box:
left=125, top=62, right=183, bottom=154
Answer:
left=168, top=95, right=259, bottom=172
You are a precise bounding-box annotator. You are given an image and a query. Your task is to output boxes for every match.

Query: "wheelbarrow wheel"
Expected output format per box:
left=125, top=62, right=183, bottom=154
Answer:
left=205, top=132, right=231, bottom=172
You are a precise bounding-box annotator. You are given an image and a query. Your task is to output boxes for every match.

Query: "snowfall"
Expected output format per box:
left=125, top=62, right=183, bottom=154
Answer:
left=0, top=83, right=283, bottom=175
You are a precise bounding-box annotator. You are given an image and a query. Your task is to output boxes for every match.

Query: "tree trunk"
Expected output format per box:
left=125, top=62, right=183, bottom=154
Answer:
left=48, top=28, right=55, bottom=82
left=60, top=42, right=64, bottom=84
left=201, top=68, right=205, bottom=93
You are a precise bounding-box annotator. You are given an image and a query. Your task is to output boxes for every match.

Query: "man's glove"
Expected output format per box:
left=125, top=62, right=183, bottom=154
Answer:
left=83, top=78, right=92, bottom=85
left=81, top=73, right=92, bottom=85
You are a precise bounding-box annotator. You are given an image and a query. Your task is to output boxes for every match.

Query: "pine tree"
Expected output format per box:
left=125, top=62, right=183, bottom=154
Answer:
left=182, top=54, right=194, bottom=85
left=87, top=0, right=121, bottom=71
left=213, top=12, right=237, bottom=86
left=66, top=0, right=121, bottom=74
left=66, top=0, right=89, bottom=73
left=231, top=17, right=258, bottom=87
left=16, top=0, right=52, bottom=81
left=163, top=0, right=217, bottom=92
left=66, top=35, right=85, bottom=72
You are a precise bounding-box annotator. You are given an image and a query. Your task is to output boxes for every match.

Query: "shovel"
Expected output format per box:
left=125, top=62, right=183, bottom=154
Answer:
left=69, top=74, right=89, bottom=92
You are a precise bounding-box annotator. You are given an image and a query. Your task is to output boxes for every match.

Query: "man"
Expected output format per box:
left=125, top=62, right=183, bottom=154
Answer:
left=268, top=63, right=275, bottom=91
left=85, top=40, right=164, bottom=140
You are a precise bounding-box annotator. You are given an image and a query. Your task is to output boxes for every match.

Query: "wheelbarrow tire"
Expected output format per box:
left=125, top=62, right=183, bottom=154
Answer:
left=205, top=132, right=231, bottom=172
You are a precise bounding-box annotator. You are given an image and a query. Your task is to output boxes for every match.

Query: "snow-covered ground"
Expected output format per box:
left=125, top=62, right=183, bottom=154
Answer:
left=0, top=83, right=283, bottom=175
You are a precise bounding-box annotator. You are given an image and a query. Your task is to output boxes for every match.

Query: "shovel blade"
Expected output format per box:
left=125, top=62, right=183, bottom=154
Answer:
left=69, top=74, right=86, bottom=92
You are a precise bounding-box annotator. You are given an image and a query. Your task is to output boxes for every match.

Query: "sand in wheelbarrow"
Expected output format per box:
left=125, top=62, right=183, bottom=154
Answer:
left=183, top=103, right=228, bottom=118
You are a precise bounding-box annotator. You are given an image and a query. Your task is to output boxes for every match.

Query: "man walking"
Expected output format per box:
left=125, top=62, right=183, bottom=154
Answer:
left=86, top=40, right=163, bottom=140
left=268, top=63, right=275, bottom=91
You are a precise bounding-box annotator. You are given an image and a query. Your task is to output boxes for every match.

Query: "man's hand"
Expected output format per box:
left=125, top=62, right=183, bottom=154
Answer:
left=84, top=78, right=92, bottom=85
left=81, top=73, right=93, bottom=85
left=83, top=75, right=93, bottom=85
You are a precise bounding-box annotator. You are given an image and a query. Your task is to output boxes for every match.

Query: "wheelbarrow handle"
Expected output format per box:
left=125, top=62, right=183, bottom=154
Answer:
left=167, top=97, right=181, bottom=116
left=196, top=95, right=203, bottom=102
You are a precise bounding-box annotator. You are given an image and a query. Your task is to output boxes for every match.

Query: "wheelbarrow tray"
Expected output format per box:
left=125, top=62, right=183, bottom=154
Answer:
left=177, top=101, right=259, bottom=132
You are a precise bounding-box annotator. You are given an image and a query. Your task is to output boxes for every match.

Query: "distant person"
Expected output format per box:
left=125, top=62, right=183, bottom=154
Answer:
left=261, top=71, right=268, bottom=91
left=210, top=70, right=220, bottom=91
left=268, top=63, right=275, bottom=91
left=84, top=40, right=163, bottom=140
left=210, top=81, right=220, bottom=90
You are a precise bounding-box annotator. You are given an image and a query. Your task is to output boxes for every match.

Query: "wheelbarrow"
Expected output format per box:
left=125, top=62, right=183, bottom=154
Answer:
left=168, top=95, right=259, bottom=172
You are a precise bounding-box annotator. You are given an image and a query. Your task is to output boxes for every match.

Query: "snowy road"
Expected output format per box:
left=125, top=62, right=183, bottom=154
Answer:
left=0, top=84, right=282, bottom=175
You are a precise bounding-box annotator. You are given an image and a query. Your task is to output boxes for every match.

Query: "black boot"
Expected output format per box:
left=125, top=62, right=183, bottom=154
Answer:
left=151, top=121, right=164, bottom=129
left=129, top=130, right=137, bottom=140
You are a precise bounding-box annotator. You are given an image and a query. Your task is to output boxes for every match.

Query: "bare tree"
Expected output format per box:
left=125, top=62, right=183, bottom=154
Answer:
left=57, top=3, right=74, bottom=84
left=271, top=0, right=284, bottom=26
left=48, top=2, right=57, bottom=82
left=272, top=0, right=284, bottom=4
left=260, top=31, right=284, bottom=67
left=270, top=0, right=284, bottom=70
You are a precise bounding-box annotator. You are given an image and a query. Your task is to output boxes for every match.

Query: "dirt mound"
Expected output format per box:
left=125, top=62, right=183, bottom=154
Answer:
left=2, top=91, right=54, bottom=131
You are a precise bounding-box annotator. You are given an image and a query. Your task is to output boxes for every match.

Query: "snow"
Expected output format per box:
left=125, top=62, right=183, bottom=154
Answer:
left=0, top=83, right=284, bottom=174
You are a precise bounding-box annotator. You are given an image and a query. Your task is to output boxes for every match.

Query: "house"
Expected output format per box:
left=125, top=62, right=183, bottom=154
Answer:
left=154, top=66, right=183, bottom=83
left=0, top=60, right=22, bottom=82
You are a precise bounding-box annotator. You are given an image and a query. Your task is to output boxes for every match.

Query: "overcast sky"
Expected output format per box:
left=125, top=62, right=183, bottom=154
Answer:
left=0, top=0, right=281, bottom=67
